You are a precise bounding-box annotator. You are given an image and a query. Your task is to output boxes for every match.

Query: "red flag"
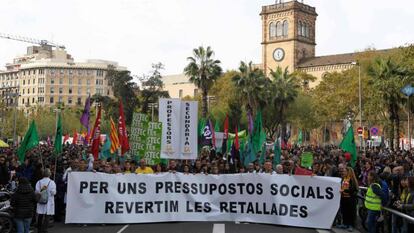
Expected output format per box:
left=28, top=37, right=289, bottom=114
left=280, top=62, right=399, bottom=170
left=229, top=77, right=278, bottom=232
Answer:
left=234, top=126, right=239, bottom=150
left=72, top=131, right=78, bottom=145
left=118, top=100, right=130, bottom=155
left=63, top=134, right=70, bottom=144
left=91, top=106, right=102, bottom=159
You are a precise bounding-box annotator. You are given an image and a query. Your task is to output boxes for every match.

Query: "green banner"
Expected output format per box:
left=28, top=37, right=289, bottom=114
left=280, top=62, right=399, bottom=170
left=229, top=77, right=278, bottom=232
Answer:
left=301, top=152, right=314, bottom=168
left=130, top=113, right=162, bottom=165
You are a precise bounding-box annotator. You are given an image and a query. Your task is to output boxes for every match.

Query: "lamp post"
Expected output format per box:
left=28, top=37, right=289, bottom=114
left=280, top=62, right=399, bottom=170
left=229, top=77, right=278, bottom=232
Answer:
left=402, top=84, right=414, bottom=150
left=352, top=62, right=363, bottom=151
left=148, top=103, right=158, bottom=121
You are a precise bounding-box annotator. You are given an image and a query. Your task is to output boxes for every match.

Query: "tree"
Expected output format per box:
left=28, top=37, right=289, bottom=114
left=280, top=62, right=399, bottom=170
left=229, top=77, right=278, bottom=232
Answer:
left=106, top=68, right=140, bottom=125
left=368, top=57, right=411, bottom=149
left=268, top=67, right=300, bottom=141
left=184, top=46, right=222, bottom=118
left=232, top=61, right=269, bottom=115
left=139, top=63, right=170, bottom=117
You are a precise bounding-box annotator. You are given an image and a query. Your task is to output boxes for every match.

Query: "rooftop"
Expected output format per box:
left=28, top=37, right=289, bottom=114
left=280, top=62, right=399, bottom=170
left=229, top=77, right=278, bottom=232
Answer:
left=297, top=49, right=394, bottom=68
left=261, top=0, right=317, bottom=16
left=162, top=73, right=191, bottom=85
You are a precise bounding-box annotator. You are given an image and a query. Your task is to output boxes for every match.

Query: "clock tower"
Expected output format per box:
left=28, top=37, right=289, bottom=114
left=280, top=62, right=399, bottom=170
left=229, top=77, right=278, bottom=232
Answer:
left=261, top=0, right=317, bottom=76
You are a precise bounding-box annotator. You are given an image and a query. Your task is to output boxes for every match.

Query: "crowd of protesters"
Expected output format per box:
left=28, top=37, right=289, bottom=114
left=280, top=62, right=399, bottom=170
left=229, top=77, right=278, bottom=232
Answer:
left=1, top=143, right=414, bottom=233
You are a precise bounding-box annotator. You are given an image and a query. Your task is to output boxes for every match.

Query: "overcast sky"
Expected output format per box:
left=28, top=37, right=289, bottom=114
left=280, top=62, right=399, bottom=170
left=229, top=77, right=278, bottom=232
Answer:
left=0, top=0, right=413, bottom=77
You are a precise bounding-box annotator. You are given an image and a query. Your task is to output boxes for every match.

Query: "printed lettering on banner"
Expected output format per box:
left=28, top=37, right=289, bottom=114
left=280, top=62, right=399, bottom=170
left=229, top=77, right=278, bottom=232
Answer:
left=66, top=172, right=341, bottom=229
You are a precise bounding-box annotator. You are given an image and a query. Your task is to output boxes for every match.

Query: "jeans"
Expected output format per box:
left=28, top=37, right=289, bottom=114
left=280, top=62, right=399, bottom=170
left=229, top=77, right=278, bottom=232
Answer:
left=14, top=218, right=31, bottom=233
left=366, top=210, right=380, bottom=233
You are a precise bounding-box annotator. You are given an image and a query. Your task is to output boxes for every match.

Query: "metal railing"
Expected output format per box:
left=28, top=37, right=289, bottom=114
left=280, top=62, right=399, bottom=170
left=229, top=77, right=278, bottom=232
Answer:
left=359, top=186, right=414, bottom=223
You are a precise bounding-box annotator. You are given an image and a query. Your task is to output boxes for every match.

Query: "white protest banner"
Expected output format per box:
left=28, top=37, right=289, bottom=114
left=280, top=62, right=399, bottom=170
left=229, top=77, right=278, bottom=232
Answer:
left=159, top=99, right=181, bottom=159
left=66, top=172, right=341, bottom=229
left=180, top=101, right=198, bottom=159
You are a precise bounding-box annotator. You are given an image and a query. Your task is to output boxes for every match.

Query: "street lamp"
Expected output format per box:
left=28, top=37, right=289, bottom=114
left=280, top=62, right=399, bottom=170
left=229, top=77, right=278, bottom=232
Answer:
left=351, top=61, right=363, bottom=151
left=402, top=84, right=414, bottom=150
left=148, top=103, right=158, bottom=121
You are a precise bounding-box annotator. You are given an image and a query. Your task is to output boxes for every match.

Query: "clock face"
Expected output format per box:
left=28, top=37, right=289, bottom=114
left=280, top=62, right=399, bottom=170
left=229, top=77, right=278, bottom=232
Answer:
left=273, top=48, right=285, bottom=61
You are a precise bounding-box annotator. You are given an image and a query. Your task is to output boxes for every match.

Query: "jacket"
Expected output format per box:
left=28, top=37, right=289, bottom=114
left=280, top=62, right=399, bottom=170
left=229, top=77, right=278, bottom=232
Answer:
left=401, top=190, right=414, bottom=217
left=35, top=177, right=56, bottom=215
left=10, top=183, right=37, bottom=219
left=0, top=164, right=9, bottom=185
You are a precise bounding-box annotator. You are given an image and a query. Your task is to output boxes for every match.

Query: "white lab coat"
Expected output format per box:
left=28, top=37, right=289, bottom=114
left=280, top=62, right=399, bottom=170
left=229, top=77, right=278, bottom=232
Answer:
left=35, top=177, right=57, bottom=215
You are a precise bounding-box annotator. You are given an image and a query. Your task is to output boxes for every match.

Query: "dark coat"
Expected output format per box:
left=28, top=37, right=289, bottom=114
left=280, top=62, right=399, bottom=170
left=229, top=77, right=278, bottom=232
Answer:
left=10, top=183, right=37, bottom=219
left=0, top=164, right=9, bottom=185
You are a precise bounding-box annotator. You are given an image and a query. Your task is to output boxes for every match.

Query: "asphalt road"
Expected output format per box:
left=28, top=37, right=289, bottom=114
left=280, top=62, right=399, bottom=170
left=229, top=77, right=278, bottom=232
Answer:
left=49, top=222, right=359, bottom=233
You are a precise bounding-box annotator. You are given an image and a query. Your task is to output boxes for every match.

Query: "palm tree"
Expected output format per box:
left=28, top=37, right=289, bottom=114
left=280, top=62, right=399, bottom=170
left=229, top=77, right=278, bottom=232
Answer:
left=269, top=67, right=300, bottom=141
left=232, top=61, right=269, bottom=115
left=184, top=46, right=222, bottom=118
left=368, top=57, right=410, bottom=150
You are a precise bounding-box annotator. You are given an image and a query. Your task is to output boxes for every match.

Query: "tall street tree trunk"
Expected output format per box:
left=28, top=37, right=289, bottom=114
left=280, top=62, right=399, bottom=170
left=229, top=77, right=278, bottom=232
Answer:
left=202, top=87, right=208, bottom=118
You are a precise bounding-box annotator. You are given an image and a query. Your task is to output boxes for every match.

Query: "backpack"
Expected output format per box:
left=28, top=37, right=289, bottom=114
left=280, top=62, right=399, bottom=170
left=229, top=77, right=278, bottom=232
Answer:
left=380, top=180, right=390, bottom=206
left=38, top=180, right=51, bottom=204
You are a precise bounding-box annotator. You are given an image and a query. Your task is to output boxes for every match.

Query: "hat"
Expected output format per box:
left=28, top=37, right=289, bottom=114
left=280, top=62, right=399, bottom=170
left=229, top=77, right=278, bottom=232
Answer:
left=344, top=152, right=351, bottom=161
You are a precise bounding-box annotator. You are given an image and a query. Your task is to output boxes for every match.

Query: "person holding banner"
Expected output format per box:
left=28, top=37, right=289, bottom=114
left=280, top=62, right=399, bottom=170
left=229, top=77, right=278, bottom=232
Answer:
left=135, top=159, right=154, bottom=174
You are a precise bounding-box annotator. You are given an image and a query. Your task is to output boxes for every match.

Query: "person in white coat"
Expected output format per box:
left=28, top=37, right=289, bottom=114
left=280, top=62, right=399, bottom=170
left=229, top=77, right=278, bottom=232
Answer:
left=35, top=168, right=56, bottom=233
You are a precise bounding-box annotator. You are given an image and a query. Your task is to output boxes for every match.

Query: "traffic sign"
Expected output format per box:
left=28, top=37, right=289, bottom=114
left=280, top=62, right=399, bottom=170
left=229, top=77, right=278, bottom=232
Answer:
left=357, top=127, right=363, bottom=135
left=370, top=127, right=379, bottom=136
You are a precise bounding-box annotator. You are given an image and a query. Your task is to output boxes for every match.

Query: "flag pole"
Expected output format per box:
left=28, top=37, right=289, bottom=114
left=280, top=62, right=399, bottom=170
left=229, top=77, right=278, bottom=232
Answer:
left=53, top=108, right=61, bottom=181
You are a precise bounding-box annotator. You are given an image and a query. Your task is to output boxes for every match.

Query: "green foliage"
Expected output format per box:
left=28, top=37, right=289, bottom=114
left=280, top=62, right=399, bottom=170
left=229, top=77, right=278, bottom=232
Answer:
left=184, top=46, right=223, bottom=118
left=139, top=63, right=170, bottom=117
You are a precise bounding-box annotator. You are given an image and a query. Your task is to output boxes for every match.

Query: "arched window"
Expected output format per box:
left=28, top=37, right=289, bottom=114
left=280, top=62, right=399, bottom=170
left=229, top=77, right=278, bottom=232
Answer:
left=269, top=22, right=277, bottom=38
left=307, top=25, right=311, bottom=38
left=302, top=23, right=307, bottom=37
left=276, top=21, right=282, bottom=37
left=282, top=20, right=288, bottom=36
left=298, top=21, right=302, bottom=36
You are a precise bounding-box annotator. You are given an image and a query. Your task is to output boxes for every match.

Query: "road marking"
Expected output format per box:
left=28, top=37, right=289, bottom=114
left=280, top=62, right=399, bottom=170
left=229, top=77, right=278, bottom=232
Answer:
left=316, top=230, right=331, bottom=233
left=117, top=224, right=129, bottom=233
left=212, top=224, right=225, bottom=233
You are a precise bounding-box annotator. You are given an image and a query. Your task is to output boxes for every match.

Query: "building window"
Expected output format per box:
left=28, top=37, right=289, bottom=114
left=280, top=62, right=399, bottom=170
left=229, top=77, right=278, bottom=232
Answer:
left=33, top=79, right=35, bottom=84
left=69, top=88, right=73, bottom=94
left=32, top=88, right=35, bottom=93
left=50, top=87, right=55, bottom=94
left=22, top=98, right=24, bottom=104
left=32, top=98, right=35, bottom=103
left=60, top=69, right=64, bottom=75
left=306, top=25, right=311, bottom=38
left=58, top=97, right=63, bottom=103
left=96, top=79, right=103, bottom=85
left=23, top=80, right=25, bottom=85
left=38, top=97, right=44, bottom=103
left=28, top=79, right=30, bottom=85
left=298, top=21, right=302, bottom=36
left=78, top=70, right=83, bottom=75
left=269, top=22, right=277, bottom=38
left=78, top=87, right=82, bottom=95
left=87, top=70, right=92, bottom=75
left=87, top=88, right=91, bottom=94
left=69, top=69, right=73, bottom=75
left=302, top=23, right=307, bottom=37
left=68, top=97, right=72, bottom=104
left=59, top=78, right=63, bottom=85
left=51, top=78, right=55, bottom=84
left=282, top=20, right=288, bottom=36
left=96, top=70, right=104, bottom=77
left=33, top=70, right=36, bottom=75
left=50, top=69, right=55, bottom=75
left=50, top=97, right=54, bottom=103
left=59, top=87, right=63, bottom=94
left=69, top=78, right=73, bottom=85
left=39, top=78, right=44, bottom=84
left=23, top=89, right=25, bottom=94
left=96, top=88, right=103, bottom=95
left=39, top=69, right=44, bottom=75
left=179, top=89, right=183, bottom=98
left=78, top=79, right=82, bottom=85
left=28, top=88, right=30, bottom=94
left=276, top=21, right=282, bottom=37
left=77, top=98, right=82, bottom=105
left=87, top=79, right=91, bottom=86
left=38, top=87, right=44, bottom=94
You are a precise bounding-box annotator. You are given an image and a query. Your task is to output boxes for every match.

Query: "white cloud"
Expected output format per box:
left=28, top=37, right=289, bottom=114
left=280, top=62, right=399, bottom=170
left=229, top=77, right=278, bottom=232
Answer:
left=0, top=0, right=413, bottom=76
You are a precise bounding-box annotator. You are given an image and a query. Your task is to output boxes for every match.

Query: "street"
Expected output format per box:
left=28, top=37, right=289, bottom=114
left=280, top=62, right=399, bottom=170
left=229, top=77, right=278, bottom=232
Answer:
left=50, top=222, right=360, bottom=233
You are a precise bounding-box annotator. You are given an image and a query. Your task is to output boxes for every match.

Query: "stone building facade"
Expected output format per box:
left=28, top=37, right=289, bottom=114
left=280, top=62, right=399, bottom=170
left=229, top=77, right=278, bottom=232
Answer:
left=0, top=45, right=126, bottom=109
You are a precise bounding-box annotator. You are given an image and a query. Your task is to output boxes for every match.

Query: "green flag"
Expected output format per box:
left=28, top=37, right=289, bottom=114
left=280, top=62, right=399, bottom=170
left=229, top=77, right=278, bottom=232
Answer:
left=252, top=110, right=266, bottom=157
left=17, top=120, right=39, bottom=163
left=273, top=137, right=281, bottom=167
left=54, top=113, right=63, bottom=155
left=297, top=129, right=303, bottom=146
left=259, top=142, right=266, bottom=165
left=339, top=126, right=357, bottom=167
left=101, top=136, right=111, bottom=160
